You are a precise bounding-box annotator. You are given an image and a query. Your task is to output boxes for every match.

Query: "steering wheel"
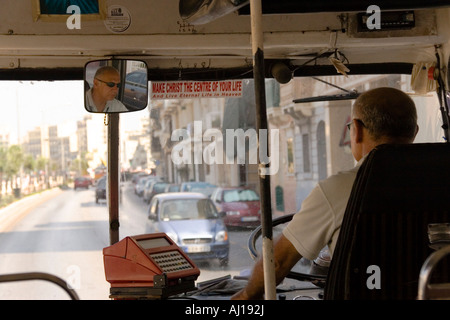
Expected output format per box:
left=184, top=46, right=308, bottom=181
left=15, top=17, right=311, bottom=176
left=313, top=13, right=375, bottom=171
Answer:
left=248, top=213, right=328, bottom=287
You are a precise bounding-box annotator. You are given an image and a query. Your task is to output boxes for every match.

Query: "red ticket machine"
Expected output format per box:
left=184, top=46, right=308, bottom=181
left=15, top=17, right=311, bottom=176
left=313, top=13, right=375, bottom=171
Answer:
left=103, top=233, right=200, bottom=299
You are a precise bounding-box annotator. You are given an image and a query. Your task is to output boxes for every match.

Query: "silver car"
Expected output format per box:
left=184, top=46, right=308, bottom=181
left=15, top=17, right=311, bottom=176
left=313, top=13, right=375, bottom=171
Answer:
left=147, top=192, right=229, bottom=266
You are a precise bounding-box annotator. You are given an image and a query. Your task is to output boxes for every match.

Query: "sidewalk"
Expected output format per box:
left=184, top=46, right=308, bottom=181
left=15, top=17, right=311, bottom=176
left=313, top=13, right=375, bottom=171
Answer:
left=0, top=188, right=63, bottom=233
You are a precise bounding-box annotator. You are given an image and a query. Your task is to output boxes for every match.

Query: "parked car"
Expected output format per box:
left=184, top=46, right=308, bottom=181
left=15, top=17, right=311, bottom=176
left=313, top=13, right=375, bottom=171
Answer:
left=142, top=179, right=157, bottom=202
left=95, top=176, right=107, bottom=204
left=180, top=181, right=217, bottom=197
left=74, top=176, right=92, bottom=190
left=134, top=176, right=151, bottom=196
left=210, top=187, right=261, bottom=228
left=143, top=181, right=168, bottom=204
left=147, top=192, right=229, bottom=266
left=123, top=70, right=148, bottom=111
left=165, top=184, right=180, bottom=192
left=131, top=172, right=149, bottom=184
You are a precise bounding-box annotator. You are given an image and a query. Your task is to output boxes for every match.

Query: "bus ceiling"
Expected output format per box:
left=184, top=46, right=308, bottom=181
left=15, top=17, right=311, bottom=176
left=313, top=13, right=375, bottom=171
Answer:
left=0, top=1, right=449, bottom=81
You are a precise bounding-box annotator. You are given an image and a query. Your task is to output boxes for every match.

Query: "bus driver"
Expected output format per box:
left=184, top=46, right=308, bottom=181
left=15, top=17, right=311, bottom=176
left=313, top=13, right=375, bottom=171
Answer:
left=231, top=87, right=419, bottom=300
left=85, top=66, right=129, bottom=113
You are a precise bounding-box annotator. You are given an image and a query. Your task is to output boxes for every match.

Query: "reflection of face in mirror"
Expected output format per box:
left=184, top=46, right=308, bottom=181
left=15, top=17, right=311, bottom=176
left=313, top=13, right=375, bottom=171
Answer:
left=84, top=59, right=148, bottom=113
left=85, top=66, right=129, bottom=113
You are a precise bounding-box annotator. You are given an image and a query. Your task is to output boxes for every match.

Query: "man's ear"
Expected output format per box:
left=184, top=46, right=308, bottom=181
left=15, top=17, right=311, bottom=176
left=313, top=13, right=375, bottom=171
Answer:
left=354, top=119, right=365, bottom=143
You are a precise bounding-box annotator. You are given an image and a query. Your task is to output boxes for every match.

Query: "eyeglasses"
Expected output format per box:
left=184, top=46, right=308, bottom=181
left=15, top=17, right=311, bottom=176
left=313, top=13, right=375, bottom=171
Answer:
left=346, top=119, right=366, bottom=130
left=95, top=78, right=121, bottom=88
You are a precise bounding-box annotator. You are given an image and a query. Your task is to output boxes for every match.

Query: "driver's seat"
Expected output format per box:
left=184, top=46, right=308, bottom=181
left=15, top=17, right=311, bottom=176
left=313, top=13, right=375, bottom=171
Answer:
left=324, top=143, right=450, bottom=300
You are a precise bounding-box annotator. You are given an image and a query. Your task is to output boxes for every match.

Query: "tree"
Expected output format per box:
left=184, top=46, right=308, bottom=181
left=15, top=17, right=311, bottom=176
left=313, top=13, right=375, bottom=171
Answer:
left=0, top=147, right=6, bottom=198
left=5, top=145, right=23, bottom=189
left=36, top=156, right=48, bottom=173
left=70, top=151, right=90, bottom=176
left=23, top=154, right=36, bottom=174
left=36, top=156, right=49, bottom=188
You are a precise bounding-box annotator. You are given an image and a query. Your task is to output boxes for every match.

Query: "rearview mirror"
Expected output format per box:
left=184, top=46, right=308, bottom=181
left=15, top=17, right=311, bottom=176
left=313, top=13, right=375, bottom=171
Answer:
left=84, top=59, right=148, bottom=113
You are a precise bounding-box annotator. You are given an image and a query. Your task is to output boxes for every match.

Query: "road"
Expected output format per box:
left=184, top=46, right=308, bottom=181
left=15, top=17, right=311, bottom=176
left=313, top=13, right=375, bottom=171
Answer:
left=0, top=183, right=257, bottom=300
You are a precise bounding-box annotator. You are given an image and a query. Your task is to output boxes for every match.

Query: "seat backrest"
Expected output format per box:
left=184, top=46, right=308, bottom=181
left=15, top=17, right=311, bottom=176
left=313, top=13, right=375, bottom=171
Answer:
left=324, top=143, right=450, bottom=300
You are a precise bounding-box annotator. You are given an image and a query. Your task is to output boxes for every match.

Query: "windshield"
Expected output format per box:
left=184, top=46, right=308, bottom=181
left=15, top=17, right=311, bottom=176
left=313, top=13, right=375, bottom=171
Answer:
left=160, top=199, right=218, bottom=221
left=0, top=73, right=445, bottom=299
left=223, top=189, right=260, bottom=202
left=97, top=178, right=106, bottom=188
left=153, top=183, right=168, bottom=192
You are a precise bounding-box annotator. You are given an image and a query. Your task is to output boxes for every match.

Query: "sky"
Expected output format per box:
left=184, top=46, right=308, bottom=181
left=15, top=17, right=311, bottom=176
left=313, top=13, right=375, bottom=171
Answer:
left=0, top=80, right=148, bottom=144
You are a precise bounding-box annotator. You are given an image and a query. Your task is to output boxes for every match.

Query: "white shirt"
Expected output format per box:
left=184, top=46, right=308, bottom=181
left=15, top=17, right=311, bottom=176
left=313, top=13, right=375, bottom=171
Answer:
left=85, top=88, right=129, bottom=113
left=282, top=157, right=365, bottom=260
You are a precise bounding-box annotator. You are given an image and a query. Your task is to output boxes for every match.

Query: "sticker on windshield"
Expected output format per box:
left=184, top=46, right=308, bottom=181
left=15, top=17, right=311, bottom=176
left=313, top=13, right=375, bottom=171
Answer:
left=104, top=5, right=131, bottom=33
left=151, top=80, right=243, bottom=100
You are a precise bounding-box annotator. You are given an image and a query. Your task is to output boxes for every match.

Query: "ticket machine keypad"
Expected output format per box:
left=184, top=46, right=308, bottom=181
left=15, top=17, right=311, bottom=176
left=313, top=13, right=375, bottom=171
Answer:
left=150, top=250, right=194, bottom=273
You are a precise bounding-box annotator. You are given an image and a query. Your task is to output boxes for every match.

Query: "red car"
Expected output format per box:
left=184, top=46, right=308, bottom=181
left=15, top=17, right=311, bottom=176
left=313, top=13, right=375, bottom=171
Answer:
left=211, top=187, right=261, bottom=228
left=74, top=177, right=92, bottom=190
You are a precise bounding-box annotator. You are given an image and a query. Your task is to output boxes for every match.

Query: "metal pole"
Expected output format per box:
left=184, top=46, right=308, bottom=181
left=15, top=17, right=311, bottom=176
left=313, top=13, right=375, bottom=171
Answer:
left=249, top=0, right=277, bottom=300
left=108, top=113, right=120, bottom=245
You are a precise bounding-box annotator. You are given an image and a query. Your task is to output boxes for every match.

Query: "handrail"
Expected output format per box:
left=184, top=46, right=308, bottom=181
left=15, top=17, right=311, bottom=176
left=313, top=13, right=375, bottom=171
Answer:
left=0, top=272, right=80, bottom=300
left=418, top=245, right=450, bottom=300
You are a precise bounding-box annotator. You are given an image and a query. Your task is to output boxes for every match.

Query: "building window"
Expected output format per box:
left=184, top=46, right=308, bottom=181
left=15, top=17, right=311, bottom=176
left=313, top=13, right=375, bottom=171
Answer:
left=287, top=138, right=294, bottom=174
left=317, top=121, right=327, bottom=180
left=275, top=185, right=284, bottom=212
left=302, top=134, right=311, bottom=173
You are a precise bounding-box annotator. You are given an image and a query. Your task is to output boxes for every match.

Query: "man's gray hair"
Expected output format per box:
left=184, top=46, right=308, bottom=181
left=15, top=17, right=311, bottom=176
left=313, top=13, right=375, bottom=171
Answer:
left=94, top=65, right=119, bottom=78
left=354, top=87, right=418, bottom=142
